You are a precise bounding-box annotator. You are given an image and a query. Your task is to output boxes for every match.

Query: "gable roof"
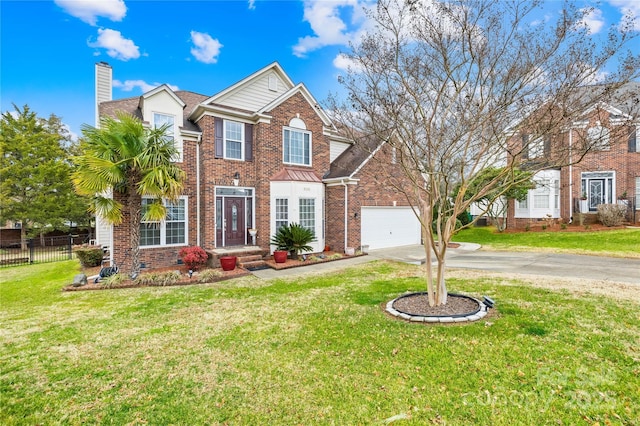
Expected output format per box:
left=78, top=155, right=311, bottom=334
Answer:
left=259, top=82, right=333, bottom=127
left=324, top=135, right=384, bottom=180
left=204, top=62, right=294, bottom=107
left=138, top=84, right=186, bottom=109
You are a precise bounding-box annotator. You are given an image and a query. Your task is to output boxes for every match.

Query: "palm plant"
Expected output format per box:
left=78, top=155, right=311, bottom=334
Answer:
left=270, top=223, right=316, bottom=260
left=73, top=112, right=185, bottom=276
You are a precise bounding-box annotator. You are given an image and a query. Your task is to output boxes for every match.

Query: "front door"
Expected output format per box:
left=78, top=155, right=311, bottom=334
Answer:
left=589, top=179, right=605, bottom=211
left=224, top=197, right=245, bottom=246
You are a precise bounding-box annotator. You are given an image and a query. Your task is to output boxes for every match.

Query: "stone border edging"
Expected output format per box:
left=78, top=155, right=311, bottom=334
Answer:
left=385, top=294, right=489, bottom=323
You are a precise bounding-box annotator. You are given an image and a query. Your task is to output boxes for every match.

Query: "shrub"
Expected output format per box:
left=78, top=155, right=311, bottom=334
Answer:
left=198, top=269, right=222, bottom=283
left=100, top=272, right=126, bottom=288
left=270, top=223, right=316, bottom=259
left=179, top=246, right=209, bottom=270
left=74, top=248, right=104, bottom=267
left=597, top=204, right=627, bottom=227
left=135, top=271, right=181, bottom=287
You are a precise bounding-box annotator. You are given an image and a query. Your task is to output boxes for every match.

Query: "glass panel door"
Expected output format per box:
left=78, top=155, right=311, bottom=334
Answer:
left=589, top=180, right=604, bottom=211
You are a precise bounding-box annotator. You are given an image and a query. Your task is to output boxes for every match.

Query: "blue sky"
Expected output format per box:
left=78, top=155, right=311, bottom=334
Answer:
left=1, top=0, right=639, bottom=139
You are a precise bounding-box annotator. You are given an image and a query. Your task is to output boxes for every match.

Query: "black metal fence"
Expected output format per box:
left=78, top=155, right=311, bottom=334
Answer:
left=0, top=234, right=89, bottom=268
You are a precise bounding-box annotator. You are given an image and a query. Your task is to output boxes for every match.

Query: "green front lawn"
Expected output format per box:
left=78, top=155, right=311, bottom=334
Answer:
left=453, top=226, right=640, bottom=258
left=1, top=261, right=638, bottom=425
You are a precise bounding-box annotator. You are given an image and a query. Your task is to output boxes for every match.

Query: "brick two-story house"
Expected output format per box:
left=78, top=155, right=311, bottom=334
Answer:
left=506, top=82, right=640, bottom=228
left=94, top=62, right=419, bottom=269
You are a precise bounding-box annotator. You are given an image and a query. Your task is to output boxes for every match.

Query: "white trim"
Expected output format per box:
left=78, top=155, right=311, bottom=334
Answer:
left=153, top=112, right=182, bottom=162
left=140, top=196, right=189, bottom=249
left=140, top=84, right=185, bottom=109
left=203, top=62, right=294, bottom=106
left=283, top=126, right=312, bottom=166
left=223, top=119, right=245, bottom=161
left=259, top=83, right=333, bottom=126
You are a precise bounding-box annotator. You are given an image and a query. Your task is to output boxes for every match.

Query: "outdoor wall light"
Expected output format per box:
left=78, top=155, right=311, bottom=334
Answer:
left=233, top=172, right=240, bottom=186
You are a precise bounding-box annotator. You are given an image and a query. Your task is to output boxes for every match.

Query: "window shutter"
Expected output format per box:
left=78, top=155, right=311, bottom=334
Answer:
left=629, top=128, right=637, bottom=153
left=521, top=134, right=529, bottom=159
left=245, top=123, right=253, bottom=161
left=214, top=117, right=223, bottom=158
left=544, top=136, right=551, bottom=155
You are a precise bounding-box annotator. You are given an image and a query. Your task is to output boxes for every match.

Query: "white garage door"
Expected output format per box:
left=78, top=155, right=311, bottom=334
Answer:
left=361, top=207, right=421, bottom=250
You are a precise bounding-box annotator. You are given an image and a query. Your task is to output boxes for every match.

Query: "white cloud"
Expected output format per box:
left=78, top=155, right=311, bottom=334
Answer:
left=55, top=0, right=126, bottom=26
left=579, top=7, right=605, bottom=34
left=190, top=31, right=223, bottom=64
left=248, top=0, right=256, bottom=10
left=293, top=0, right=373, bottom=58
left=113, top=80, right=179, bottom=93
left=608, top=0, right=640, bottom=31
left=333, top=53, right=363, bottom=72
left=88, top=28, right=140, bottom=61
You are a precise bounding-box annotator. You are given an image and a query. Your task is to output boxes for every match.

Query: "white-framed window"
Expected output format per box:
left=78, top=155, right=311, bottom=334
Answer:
left=587, top=122, right=610, bottom=151
left=533, top=180, right=551, bottom=209
left=140, top=197, right=187, bottom=247
left=283, top=127, right=311, bottom=166
left=275, top=198, right=289, bottom=231
left=153, top=113, right=181, bottom=162
left=224, top=120, right=244, bottom=160
left=299, top=198, right=315, bottom=232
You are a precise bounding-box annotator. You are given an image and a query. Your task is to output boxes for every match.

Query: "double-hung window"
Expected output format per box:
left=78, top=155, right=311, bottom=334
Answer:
left=533, top=179, right=551, bottom=209
left=299, top=198, right=315, bottom=232
left=275, top=198, right=289, bottom=231
left=153, top=113, right=181, bottom=162
left=283, top=128, right=311, bottom=166
left=140, top=197, right=187, bottom=247
left=225, top=120, right=244, bottom=160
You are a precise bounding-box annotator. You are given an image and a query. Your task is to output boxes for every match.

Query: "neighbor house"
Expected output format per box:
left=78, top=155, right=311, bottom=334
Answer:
left=94, top=62, right=419, bottom=269
left=505, top=82, right=640, bottom=228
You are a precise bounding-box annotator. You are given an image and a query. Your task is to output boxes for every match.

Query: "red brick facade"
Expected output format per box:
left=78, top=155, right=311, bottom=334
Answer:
left=325, top=143, right=413, bottom=253
left=506, top=108, right=639, bottom=229
left=103, top=64, right=418, bottom=270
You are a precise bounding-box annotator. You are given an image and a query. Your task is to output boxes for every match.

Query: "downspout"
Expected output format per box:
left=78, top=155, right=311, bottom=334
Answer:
left=196, top=134, right=202, bottom=246
left=342, top=179, right=348, bottom=252
left=568, top=128, right=573, bottom=223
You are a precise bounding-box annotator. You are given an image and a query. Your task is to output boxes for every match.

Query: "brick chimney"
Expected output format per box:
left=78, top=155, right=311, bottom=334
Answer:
left=95, top=62, right=112, bottom=126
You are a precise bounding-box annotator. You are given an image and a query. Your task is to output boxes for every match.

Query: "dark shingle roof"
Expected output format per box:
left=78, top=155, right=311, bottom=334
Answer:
left=324, top=136, right=382, bottom=179
left=98, top=90, right=208, bottom=133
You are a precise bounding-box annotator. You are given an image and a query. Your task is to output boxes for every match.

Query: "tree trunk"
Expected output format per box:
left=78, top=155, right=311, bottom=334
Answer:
left=20, top=225, right=27, bottom=251
left=128, top=182, right=142, bottom=277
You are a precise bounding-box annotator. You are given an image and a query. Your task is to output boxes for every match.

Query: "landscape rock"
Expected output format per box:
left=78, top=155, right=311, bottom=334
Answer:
left=72, top=274, right=88, bottom=287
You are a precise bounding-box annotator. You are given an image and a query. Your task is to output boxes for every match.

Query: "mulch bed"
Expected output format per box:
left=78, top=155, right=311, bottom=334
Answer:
left=392, top=293, right=480, bottom=317
left=63, top=266, right=249, bottom=291
left=264, top=252, right=366, bottom=270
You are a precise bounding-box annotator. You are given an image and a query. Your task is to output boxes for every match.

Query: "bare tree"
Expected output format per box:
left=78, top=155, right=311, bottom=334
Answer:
left=329, top=0, right=639, bottom=306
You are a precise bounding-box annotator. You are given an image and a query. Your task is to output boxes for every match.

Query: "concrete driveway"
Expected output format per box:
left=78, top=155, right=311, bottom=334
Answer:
left=368, top=244, right=640, bottom=285
left=251, top=243, right=639, bottom=285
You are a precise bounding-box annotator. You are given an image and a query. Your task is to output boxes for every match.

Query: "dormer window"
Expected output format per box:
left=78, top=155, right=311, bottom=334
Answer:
left=153, top=113, right=181, bottom=162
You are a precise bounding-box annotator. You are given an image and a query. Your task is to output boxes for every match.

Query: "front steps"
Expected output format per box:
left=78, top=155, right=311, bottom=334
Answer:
left=207, top=246, right=268, bottom=270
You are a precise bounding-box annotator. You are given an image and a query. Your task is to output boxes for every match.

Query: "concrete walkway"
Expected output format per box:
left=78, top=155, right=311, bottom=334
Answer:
left=250, top=243, right=640, bottom=285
